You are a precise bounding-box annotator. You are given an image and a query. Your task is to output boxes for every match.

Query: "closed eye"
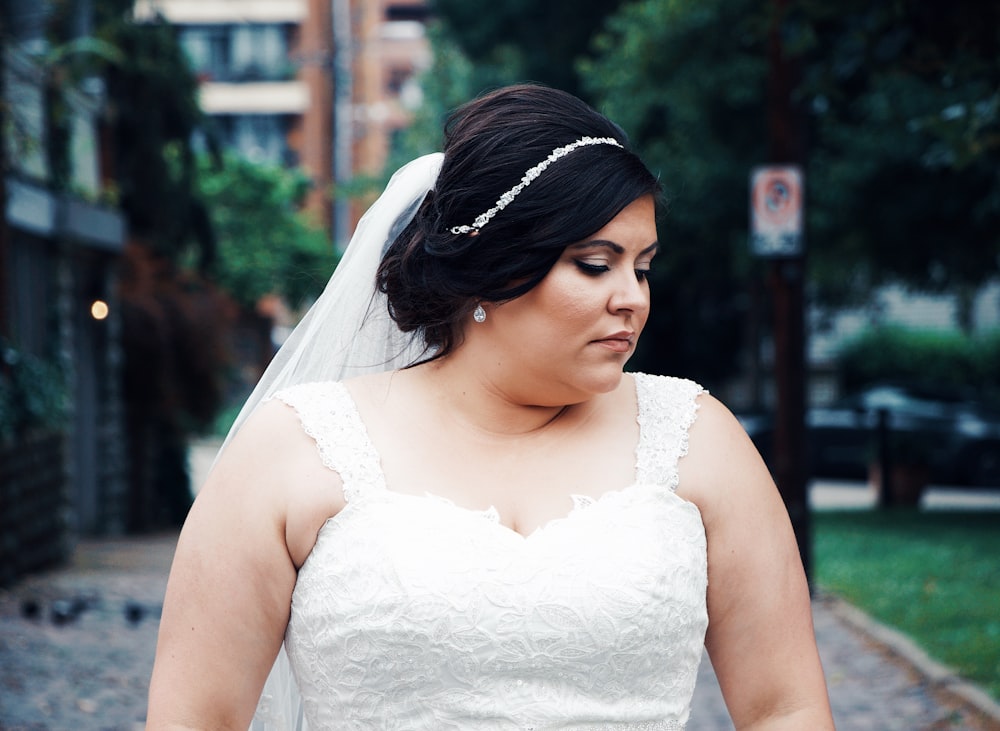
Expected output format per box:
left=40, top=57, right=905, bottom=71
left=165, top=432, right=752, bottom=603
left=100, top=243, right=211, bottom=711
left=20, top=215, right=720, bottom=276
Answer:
left=575, top=261, right=610, bottom=276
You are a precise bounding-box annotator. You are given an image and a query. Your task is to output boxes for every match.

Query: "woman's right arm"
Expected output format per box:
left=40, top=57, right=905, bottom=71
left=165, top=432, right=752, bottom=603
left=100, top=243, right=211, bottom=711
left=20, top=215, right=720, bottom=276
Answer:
left=146, top=400, right=339, bottom=730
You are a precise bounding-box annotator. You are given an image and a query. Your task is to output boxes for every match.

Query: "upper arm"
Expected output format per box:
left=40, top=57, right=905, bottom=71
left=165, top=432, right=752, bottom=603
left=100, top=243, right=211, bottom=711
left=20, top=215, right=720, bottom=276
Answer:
left=146, top=399, right=342, bottom=730
left=679, top=395, right=833, bottom=730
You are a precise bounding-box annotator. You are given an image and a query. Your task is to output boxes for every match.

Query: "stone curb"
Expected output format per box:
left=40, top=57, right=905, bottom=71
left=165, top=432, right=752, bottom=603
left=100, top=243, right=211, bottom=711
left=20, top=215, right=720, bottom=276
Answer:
left=821, top=593, right=1000, bottom=731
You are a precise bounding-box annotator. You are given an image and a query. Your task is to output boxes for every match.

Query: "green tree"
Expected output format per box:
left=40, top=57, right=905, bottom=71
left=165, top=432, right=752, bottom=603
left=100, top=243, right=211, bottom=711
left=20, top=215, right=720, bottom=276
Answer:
left=582, top=0, right=1000, bottom=384
left=93, top=0, right=217, bottom=267
left=430, top=0, right=628, bottom=99
left=795, top=0, right=1000, bottom=304
left=196, top=155, right=338, bottom=311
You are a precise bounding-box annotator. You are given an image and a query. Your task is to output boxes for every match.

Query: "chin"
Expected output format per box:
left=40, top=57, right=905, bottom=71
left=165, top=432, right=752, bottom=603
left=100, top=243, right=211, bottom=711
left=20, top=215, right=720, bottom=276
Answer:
left=569, top=367, right=626, bottom=399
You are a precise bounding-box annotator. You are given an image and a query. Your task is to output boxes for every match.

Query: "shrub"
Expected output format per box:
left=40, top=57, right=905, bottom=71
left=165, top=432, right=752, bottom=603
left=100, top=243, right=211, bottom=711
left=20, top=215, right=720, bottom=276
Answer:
left=0, top=341, right=69, bottom=443
left=837, top=326, right=1000, bottom=399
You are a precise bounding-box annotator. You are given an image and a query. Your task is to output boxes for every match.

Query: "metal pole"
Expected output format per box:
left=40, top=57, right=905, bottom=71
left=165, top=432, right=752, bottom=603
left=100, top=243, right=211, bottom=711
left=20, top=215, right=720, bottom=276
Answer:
left=876, top=408, right=894, bottom=508
left=769, top=258, right=810, bottom=579
left=332, top=0, right=353, bottom=251
left=766, top=0, right=811, bottom=583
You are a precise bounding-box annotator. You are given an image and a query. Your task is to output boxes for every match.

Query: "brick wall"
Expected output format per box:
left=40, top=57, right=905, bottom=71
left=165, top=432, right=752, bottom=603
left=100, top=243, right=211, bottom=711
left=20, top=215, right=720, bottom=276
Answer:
left=0, top=430, right=72, bottom=587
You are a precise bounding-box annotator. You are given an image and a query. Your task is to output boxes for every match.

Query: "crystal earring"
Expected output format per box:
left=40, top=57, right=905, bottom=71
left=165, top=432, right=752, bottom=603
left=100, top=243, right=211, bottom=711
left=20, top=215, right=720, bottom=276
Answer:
left=473, top=304, right=486, bottom=323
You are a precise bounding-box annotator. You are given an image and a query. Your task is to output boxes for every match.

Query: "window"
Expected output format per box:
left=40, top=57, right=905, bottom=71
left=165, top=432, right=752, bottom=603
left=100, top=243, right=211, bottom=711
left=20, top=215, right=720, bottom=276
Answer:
left=231, top=25, right=290, bottom=80
left=217, top=114, right=292, bottom=166
left=180, top=24, right=290, bottom=81
left=180, top=26, right=232, bottom=80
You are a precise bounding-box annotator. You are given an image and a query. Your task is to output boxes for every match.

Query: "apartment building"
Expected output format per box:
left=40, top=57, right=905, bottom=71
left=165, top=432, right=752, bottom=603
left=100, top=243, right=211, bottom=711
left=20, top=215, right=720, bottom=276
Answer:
left=135, top=0, right=431, bottom=240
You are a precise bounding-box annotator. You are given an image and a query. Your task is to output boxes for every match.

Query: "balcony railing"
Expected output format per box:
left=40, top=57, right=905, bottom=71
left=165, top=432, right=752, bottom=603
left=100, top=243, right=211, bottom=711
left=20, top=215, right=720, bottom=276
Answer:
left=195, top=61, right=298, bottom=84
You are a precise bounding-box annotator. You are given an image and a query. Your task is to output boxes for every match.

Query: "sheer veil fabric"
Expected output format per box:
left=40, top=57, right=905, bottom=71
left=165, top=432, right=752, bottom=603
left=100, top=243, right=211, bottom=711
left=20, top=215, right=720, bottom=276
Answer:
left=232, top=153, right=444, bottom=730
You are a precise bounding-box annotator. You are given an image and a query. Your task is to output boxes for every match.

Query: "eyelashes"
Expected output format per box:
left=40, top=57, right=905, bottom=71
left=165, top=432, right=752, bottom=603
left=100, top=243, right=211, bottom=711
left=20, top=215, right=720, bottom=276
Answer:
left=574, top=261, right=652, bottom=281
left=574, top=261, right=610, bottom=276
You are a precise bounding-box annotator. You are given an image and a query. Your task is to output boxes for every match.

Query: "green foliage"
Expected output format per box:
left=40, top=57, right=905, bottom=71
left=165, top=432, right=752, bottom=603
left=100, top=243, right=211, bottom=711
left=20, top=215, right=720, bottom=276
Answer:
left=45, top=0, right=216, bottom=267
left=195, top=155, right=338, bottom=310
left=836, top=325, right=1000, bottom=396
left=106, top=21, right=213, bottom=263
left=815, top=509, right=1000, bottom=701
left=37, top=0, right=218, bottom=264
left=430, top=0, right=628, bottom=99
left=799, top=0, right=1000, bottom=299
left=0, top=341, right=69, bottom=443
left=795, top=0, right=1000, bottom=171
left=579, top=0, right=1000, bottom=383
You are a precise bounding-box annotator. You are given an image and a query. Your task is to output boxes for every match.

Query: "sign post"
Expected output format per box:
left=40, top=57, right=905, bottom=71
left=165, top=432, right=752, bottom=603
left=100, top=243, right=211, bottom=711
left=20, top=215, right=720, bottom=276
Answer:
left=749, top=164, right=811, bottom=586
left=750, top=166, right=804, bottom=258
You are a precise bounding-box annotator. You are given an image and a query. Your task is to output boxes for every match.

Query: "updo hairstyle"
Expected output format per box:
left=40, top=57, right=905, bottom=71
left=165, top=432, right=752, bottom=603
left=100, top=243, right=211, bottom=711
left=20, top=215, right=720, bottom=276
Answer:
left=376, top=84, right=660, bottom=362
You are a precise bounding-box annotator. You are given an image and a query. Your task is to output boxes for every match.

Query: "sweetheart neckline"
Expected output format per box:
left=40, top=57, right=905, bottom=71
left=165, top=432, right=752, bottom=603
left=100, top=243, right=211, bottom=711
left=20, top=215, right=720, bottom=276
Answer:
left=317, top=480, right=701, bottom=543
left=332, top=377, right=648, bottom=536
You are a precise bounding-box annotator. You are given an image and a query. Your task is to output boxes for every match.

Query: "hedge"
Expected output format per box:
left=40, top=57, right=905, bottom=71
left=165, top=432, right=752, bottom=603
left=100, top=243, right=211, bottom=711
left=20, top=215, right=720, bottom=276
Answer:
left=836, top=326, right=1000, bottom=399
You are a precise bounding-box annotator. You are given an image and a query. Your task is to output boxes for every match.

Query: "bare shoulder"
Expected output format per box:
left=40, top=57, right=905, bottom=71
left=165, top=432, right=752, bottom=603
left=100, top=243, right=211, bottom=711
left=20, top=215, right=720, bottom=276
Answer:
left=676, top=392, right=776, bottom=520
left=684, top=393, right=763, bottom=471
left=209, top=397, right=346, bottom=568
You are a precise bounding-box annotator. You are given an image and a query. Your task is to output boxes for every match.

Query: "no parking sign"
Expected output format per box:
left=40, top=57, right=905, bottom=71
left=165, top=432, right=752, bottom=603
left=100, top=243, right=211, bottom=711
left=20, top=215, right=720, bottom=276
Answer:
left=750, top=166, right=804, bottom=257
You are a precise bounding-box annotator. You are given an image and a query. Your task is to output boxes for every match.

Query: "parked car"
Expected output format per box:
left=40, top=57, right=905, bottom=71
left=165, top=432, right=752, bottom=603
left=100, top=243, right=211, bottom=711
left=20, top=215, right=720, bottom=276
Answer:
left=738, top=384, right=1000, bottom=487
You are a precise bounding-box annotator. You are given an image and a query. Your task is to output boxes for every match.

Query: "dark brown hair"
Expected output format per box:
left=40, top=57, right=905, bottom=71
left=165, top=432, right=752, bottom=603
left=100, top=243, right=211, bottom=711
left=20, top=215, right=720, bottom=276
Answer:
left=377, top=84, right=660, bottom=362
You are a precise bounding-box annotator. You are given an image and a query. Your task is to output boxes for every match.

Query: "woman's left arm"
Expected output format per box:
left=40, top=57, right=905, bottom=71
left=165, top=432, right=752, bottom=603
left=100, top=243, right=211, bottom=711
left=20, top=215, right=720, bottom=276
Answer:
left=681, top=394, right=835, bottom=730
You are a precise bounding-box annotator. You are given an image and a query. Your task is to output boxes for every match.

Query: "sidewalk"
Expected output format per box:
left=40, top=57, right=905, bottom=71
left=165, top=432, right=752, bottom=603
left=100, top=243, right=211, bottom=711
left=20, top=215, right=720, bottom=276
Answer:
left=0, top=533, right=173, bottom=731
left=2, top=459, right=999, bottom=729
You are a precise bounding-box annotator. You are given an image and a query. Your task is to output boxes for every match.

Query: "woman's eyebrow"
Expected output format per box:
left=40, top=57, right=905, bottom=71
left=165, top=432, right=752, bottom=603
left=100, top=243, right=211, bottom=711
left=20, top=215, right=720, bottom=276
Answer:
left=570, top=240, right=659, bottom=255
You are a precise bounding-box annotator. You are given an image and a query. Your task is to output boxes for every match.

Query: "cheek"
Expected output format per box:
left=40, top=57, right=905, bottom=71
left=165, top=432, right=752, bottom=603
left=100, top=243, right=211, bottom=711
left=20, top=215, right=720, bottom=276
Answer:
left=540, top=283, right=597, bottom=333
left=547, top=268, right=600, bottom=308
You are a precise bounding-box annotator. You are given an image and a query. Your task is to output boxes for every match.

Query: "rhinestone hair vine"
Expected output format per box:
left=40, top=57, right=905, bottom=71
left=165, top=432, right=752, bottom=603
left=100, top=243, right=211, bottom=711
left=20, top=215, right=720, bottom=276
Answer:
left=449, top=136, right=623, bottom=236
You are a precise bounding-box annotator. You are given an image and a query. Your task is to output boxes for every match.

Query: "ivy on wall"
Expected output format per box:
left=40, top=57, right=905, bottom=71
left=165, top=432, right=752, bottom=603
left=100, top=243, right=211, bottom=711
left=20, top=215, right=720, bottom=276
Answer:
left=0, top=339, right=69, bottom=443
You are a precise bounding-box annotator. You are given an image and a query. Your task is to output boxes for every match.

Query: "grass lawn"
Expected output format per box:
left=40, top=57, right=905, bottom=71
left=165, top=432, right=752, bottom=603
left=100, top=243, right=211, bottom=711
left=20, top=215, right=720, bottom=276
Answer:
left=813, top=509, right=1000, bottom=701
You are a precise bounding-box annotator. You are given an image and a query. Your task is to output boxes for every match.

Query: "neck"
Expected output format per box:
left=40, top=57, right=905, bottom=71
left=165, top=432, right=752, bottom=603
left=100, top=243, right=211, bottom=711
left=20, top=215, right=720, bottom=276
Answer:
left=412, top=353, right=579, bottom=438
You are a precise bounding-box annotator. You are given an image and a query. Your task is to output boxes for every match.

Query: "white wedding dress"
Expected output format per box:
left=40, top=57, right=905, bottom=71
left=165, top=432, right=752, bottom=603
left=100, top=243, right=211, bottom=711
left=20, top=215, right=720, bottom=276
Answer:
left=253, top=372, right=709, bottom=730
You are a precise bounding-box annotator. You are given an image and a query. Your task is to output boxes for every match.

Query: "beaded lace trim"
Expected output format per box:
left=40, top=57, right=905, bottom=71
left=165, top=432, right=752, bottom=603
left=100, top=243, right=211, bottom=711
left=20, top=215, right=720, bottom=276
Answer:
left=633, top=373, right=704, bottom=490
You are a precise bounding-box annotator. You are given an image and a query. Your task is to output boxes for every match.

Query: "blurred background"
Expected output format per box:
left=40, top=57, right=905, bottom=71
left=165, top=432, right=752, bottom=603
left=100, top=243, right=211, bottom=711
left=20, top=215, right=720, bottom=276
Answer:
left=1, top=0, right=999, bottom=699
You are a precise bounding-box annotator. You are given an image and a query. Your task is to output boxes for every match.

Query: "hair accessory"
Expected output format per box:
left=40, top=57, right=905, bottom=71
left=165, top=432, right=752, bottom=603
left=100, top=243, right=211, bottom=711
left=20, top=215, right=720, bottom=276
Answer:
left=449, top=136, right=623, bottom=235
left=473, top=304, right=486, bottom=323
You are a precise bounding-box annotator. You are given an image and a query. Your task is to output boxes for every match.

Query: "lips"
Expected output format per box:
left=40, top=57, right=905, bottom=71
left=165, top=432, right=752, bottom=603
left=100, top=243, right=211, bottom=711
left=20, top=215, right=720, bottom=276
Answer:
left=592, top=331, right=634, bottom=353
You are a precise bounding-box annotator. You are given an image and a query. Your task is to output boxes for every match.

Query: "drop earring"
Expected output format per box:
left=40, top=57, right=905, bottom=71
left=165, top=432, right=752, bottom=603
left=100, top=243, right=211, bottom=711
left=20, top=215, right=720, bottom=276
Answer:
left=473, top=304, right=486, bottom=323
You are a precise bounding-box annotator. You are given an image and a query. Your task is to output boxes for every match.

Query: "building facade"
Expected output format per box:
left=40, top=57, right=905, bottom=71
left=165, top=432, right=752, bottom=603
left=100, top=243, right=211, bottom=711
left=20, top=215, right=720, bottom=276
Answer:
left=2, top=0, right=128, bottom=581
left=136, top=0, right=431, bottom=244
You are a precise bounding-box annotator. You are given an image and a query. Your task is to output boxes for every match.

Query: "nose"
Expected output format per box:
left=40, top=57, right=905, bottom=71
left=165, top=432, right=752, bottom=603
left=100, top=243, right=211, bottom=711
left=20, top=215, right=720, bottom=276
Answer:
left=608, top=270, right=649, bottom=315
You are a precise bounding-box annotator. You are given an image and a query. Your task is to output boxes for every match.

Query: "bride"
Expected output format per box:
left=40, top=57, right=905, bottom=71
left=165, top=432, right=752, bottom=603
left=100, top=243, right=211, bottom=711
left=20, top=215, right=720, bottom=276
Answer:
left=146, top=84, right=834, bottom=730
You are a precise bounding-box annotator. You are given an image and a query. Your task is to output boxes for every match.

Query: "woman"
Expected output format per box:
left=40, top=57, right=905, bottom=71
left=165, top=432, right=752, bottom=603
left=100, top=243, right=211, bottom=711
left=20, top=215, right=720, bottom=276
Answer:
left=147, top=85, right=834, bottom=730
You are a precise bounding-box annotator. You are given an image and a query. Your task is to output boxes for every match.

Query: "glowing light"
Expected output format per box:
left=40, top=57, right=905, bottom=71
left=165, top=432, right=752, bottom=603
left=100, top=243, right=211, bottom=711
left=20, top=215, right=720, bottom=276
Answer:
left=90, top=300, right=109, bottom=320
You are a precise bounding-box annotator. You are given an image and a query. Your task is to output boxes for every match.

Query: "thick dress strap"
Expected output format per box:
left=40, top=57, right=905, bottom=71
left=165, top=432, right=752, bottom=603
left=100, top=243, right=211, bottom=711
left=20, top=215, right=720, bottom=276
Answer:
left=268, top=381, right=385, bottom=502
left=633, top=373, right=706, bottom=490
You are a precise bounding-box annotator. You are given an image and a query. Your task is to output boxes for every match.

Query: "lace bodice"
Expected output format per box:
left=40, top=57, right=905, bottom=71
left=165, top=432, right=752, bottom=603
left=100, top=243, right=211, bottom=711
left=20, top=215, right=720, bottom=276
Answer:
left=258, top=373, right=708, bottom=730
